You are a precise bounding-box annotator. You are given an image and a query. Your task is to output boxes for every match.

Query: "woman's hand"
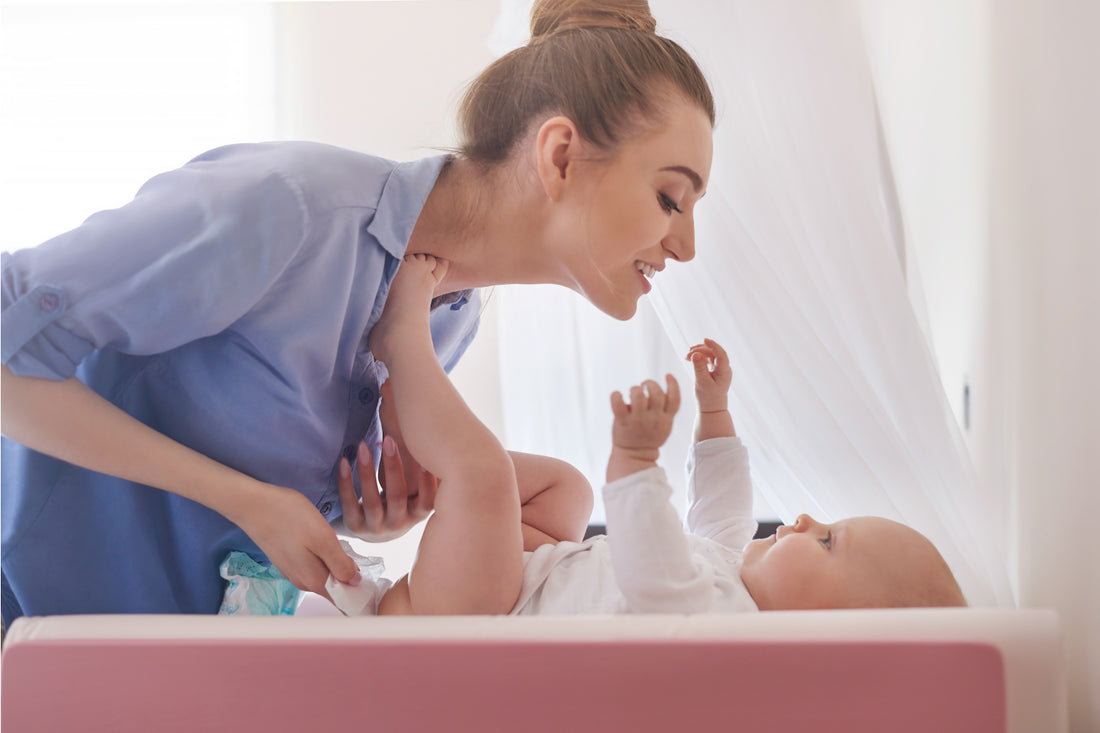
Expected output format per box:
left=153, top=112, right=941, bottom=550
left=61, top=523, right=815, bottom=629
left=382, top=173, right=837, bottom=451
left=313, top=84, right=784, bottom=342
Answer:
left=336, top=378, right=438, bottom=542
left=235, top=483, right=362, bottom=598
left=337, top=437, right=438, bottom=543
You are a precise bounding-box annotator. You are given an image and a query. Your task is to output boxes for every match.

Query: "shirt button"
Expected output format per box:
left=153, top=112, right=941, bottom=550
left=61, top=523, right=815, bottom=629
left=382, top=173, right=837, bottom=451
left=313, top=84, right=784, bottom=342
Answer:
left=320, top=501, right=333, bottom=516
left=357, top=386, right=375, bottom=405
left=40, top=292, right=60, bottom=312
left=343, top=444, right=357, bottom=462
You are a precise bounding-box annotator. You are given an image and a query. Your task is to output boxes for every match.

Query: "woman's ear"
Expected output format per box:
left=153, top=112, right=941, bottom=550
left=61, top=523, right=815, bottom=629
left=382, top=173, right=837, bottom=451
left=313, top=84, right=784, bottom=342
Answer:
left=534, top=115, right=582, bottom=202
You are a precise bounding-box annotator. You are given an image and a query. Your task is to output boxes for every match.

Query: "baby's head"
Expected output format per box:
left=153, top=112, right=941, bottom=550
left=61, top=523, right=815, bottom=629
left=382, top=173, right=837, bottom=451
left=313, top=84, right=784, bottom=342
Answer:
left=740, top=514, right=966, bottom=610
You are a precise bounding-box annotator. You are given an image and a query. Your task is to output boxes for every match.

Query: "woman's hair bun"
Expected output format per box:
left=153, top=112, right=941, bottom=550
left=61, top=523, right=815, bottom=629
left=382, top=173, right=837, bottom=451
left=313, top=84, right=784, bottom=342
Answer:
left=530, top=0, right=657, bottom=40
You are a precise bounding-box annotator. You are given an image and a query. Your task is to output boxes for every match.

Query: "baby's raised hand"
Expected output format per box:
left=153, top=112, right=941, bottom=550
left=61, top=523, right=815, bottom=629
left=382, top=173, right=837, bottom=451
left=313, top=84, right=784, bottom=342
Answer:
left=686, top=338, right=731, bottom=413
left=610, top=375, right=681, bottom=453
left=369, top=254, right=449, bottom=364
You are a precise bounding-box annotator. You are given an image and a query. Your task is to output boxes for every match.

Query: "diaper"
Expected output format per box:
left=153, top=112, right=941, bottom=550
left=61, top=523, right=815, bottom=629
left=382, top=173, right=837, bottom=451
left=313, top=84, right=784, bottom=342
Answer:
left=218, top=551, right=301, bottom=615
left=218, top=541, right=392, bottom=616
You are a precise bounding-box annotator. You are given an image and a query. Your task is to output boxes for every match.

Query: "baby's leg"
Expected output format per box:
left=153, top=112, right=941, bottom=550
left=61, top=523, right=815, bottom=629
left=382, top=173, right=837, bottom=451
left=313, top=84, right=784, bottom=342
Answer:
left=379, top=453, right=590, bottom=614
left=510, top=452, right=593, bottom=550
left=371, top=255, right=522, bottom=615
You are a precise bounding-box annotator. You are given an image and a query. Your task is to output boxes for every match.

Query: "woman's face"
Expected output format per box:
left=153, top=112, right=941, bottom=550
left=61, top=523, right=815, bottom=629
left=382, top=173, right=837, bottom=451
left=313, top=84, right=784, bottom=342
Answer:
left=554, top=100, right=713, bottom=320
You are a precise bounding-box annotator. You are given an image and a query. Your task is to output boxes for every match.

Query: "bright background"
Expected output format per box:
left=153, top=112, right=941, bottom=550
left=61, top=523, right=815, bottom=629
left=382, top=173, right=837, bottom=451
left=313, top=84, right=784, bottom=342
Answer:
left=1, top=3, right=1096, bottom=727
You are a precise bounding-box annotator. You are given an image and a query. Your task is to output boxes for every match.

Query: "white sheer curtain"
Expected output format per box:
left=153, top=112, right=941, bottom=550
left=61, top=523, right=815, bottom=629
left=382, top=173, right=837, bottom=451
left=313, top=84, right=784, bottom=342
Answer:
left=494, top=0, right=1012, bottom=606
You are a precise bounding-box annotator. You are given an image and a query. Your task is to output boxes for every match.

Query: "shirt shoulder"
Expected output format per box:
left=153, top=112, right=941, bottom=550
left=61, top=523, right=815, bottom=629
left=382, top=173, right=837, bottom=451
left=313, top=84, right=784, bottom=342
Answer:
left=183, top=142, right=398, bottom=213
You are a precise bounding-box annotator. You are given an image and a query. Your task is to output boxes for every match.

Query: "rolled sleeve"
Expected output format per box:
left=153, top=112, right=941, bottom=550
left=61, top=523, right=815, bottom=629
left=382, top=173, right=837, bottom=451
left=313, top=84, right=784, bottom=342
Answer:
left=1, top=267, right=92, bottom=379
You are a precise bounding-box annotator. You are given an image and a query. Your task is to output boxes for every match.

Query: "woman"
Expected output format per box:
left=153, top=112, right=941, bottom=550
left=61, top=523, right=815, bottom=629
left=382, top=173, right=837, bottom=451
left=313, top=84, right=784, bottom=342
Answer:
left=0, top=0, right=713, bottom=623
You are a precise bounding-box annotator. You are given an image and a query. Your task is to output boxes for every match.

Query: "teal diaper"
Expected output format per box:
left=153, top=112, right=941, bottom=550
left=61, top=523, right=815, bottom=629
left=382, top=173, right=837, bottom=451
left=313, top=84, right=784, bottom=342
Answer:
left=218, top=551, right=301, bottom=615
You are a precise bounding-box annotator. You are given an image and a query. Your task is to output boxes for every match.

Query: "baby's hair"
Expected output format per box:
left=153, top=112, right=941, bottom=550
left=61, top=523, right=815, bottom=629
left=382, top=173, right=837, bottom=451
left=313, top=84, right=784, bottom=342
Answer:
left=870, top=534, right=968, bottom=609
left=457, top=0, right=714, bottom=165
left=910, top=550, right=968, bottom=608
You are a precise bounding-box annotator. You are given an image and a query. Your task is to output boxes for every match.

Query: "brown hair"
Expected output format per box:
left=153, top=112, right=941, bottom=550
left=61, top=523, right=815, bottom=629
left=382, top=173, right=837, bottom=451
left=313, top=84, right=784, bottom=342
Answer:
left=457, top=0, right=714, bottom=165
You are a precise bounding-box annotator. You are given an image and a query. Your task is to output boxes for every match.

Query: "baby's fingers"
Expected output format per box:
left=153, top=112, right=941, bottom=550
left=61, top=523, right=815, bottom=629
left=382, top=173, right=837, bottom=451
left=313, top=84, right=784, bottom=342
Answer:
left=690, top=350, right=712, bottom=380
left=610, top=390, right=629, bottom=418
left=703, top=338, right=730, bottom=369
left=641, top=379, right=666, bottom=410
left=664, top=374, right=681, bottom=415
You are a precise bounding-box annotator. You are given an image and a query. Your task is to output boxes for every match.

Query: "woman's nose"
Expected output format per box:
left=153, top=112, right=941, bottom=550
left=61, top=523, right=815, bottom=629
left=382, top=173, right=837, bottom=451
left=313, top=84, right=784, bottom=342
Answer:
left=663, top=218, right=696, bottom=263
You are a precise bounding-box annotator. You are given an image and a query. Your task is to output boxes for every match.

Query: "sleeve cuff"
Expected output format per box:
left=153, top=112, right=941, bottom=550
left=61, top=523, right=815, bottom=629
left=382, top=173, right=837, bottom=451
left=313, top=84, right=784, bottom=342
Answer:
left=2, top=281, right=92, bottom=379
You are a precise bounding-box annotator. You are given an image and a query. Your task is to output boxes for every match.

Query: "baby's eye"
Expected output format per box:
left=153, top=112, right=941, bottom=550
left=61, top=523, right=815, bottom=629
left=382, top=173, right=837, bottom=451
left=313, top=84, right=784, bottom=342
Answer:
left=822, top=532, right=832, bottom=550
left=658, top=193, right=682, bottom=215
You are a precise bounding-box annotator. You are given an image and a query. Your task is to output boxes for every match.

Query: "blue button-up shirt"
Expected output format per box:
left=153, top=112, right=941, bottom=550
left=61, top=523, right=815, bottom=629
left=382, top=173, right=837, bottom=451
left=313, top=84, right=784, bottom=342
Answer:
left=1, top=142, right=480, bottom=620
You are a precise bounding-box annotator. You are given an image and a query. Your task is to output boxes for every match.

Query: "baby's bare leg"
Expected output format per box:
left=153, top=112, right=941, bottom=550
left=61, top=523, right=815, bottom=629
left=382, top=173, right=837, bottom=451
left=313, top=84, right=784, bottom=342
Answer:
left=510, top=452, right=593, bottom=550
left=371, top=255, right=522, bottom=615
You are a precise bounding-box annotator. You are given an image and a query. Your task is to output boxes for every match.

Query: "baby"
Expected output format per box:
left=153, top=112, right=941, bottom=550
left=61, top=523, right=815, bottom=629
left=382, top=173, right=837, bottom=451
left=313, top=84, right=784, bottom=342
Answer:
left=340, top=253, right=965, bottom=616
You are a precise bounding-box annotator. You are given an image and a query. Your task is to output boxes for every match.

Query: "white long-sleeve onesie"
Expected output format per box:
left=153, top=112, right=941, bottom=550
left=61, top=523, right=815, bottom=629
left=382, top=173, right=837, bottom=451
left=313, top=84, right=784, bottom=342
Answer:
left=512, top=436, right=759, bottom=615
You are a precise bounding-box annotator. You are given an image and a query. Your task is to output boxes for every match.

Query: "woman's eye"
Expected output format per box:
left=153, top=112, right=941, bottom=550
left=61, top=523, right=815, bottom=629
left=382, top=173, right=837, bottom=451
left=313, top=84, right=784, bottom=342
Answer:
left=658, top=193, right=682, bottom=214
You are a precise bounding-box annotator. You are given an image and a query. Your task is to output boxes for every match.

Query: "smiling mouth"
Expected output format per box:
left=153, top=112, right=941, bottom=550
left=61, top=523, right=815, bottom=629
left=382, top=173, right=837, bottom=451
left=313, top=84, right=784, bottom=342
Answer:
left=635, top=261, right=657, bottom=279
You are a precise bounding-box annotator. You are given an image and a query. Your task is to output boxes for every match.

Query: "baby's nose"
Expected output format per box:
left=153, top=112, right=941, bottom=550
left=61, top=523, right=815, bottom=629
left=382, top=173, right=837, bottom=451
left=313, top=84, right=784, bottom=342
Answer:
left=793, top=513, right=819, bottom=532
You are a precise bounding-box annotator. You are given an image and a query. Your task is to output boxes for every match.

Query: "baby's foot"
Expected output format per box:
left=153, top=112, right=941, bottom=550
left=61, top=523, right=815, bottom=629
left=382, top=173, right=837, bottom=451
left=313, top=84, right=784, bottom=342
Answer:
left=370, top=254, right=449, bottom=362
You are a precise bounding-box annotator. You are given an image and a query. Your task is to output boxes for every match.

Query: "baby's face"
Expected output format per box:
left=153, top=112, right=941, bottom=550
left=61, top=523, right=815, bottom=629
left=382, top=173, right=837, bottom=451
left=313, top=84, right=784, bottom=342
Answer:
left=740, top=514, right=936, bottom=610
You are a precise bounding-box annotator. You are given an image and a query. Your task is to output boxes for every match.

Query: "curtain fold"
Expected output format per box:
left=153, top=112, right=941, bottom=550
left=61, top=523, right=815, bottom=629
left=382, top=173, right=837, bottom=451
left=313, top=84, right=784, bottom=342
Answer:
left=495, top=0, right=1012, bottom=606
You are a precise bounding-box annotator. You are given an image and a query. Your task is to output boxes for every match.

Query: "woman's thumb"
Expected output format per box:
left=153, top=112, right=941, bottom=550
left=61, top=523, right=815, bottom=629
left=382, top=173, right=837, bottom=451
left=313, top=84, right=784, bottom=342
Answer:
left=324, top=542, right=362, bottom=586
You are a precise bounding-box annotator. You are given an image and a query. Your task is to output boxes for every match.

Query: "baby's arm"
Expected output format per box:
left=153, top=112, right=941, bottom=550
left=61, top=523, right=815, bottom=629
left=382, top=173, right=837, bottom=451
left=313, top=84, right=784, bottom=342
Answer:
left=683, top=339, right=756, bottom=549
left=602, top=375, right=723, bottom=612
left=369, top=255, right=522, bottom=615
left=605, top=376, right=681, bottom=482
left=687, top=338, right=735, bottom=442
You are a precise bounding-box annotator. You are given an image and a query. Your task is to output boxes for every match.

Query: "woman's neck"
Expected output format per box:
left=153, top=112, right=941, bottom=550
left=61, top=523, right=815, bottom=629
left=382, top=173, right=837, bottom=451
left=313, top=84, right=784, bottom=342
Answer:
left=408, top=156, right=562, bottom=296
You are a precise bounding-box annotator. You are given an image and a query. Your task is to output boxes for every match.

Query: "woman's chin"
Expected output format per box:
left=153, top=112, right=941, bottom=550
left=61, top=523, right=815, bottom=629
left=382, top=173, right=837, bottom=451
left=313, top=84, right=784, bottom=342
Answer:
left=595, top=293, right=640, bottom=321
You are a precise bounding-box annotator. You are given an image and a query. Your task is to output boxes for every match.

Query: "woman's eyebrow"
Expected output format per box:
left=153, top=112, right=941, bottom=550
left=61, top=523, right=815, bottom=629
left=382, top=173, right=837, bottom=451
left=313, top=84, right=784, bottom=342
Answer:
left=660, top=165, right=704, bottom=193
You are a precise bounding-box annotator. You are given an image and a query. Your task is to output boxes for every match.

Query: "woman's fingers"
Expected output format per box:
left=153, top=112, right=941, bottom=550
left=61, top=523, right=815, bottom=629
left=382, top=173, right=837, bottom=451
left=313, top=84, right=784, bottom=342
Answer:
left=410, top=463, right=439, bottom=517
left=378, top=435, right=409, bottom=527
left=336, top=456, right=363, bottom=534
left=320, top=541, right=361, bottom=588
left=356, top=442, right=386, bottom=526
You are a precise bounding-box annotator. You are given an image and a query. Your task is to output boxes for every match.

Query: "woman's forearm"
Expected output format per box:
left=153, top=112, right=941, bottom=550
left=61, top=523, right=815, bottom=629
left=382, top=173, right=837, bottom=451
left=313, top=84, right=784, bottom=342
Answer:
left=1, top=365, right=263, bottom=523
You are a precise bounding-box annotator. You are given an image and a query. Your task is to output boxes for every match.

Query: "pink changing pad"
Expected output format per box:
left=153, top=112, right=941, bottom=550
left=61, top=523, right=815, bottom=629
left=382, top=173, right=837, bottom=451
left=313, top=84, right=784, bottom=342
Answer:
left=1, top=609, right=1063, bottom=732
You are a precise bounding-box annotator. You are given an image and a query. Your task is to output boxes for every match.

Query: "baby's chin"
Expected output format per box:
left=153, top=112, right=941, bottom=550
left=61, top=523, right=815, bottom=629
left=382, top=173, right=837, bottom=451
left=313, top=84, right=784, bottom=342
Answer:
left=740, top=534, right=774, bottom=566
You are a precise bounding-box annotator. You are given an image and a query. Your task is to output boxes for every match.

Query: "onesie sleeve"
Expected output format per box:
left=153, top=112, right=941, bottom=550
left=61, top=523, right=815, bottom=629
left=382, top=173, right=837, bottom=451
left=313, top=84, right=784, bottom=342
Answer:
left=602, top=467, right=721, bottom=613
left=685, top=436, right=758, bottom=550
left=1, top=147, right=308, bottom=380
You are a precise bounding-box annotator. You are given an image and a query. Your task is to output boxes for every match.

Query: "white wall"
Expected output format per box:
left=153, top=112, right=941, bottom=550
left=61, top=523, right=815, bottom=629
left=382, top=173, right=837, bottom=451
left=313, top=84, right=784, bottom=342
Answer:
left=861, top=1, right=1099, bottom=729
left=987, top=2, right=1100, bottom=729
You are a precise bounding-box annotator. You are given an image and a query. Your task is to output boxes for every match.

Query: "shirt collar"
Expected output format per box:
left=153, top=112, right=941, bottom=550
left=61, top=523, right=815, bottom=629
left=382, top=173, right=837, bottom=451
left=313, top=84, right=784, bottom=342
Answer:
left=366, top=154, right=449, bottom=259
